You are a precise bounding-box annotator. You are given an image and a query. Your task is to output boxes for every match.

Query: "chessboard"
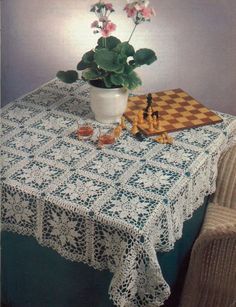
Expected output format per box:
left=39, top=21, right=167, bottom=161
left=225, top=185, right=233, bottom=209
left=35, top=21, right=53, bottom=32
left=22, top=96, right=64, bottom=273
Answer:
left=124, top=88, right=223, bottom=136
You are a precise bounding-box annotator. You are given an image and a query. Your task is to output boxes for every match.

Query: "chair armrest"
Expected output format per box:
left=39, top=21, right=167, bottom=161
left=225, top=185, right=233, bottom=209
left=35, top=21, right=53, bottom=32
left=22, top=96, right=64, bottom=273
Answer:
left=192, top=203, right=236, bottom=251
left=211, top=145, right=236, bottom=209
left=201, top=203, right=236, bottom=232
left=180, top=203, right=236, bottom=307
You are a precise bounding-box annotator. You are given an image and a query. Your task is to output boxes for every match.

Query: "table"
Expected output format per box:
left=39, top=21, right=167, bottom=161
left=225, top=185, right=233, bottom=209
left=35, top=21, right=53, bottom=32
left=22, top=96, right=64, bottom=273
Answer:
left=1, top=79, right=236, bottom=307
left=1, top=200, right=209, bottom=307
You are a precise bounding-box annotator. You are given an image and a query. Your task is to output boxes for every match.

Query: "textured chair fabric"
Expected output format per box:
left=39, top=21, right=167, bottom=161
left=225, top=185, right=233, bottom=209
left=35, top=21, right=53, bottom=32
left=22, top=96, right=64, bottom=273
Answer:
left=211, top=144, right=236, bottom=209
left=180, top=204, right=236, bottom=307
left=180, top=144, right=236, bottom=307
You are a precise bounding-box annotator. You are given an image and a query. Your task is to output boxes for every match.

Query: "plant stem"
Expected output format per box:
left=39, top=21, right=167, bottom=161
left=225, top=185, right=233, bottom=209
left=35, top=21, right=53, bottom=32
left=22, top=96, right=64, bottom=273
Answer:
left=103, top=37, right=106, bottom=48
left=128, top=24, right=137, bottom=43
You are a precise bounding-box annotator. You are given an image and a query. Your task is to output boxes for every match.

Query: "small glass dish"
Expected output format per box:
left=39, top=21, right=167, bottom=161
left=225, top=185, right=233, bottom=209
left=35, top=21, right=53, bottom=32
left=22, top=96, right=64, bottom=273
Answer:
left=77, top=122, right=94, bottom=140
left=97, top=127, right=116, bottom=149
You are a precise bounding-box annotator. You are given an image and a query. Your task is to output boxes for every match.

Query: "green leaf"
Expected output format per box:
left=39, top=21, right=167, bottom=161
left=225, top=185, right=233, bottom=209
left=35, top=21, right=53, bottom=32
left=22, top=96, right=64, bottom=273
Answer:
left=97, top=36, right=121, bottom=50
left=134, top=48, right=157, bottom=66
left=123, top=71, right=142, bottom=90
left=77, top=60, right=91, bottom=70
left=94, top=49, right=123, bottom=72
left=114, top=42, right=135, bottom=57
left=56, top=70, right=78, bottom=84
left=115, top=54, right=126, bottom=73
left=114, top=66, right=124, bottom=74
left=110, top=73, right=124, bottom=86
left=82, top=49, right=95, bottom=64
left=82, top=69, right=103, bottom=80
left=123, top=64, right=134, bottom=74
left=117, top=54, right=127, bottom=65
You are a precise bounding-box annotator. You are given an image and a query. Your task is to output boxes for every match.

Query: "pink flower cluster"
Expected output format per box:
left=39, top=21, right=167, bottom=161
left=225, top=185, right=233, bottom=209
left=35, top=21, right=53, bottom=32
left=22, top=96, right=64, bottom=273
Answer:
left=124, top=0, right=155, bottom=24
left=90, top=2, right=116, bottom=37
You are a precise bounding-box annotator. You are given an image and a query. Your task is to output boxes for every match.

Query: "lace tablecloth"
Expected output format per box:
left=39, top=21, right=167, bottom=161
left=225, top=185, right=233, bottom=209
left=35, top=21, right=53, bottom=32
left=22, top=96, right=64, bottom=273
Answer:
left=1, top=79, right=236, bottom=307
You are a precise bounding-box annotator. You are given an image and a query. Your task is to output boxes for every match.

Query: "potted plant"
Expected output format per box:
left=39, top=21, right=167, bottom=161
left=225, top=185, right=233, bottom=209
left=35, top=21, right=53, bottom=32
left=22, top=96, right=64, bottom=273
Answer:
left=57, top=0, right=157, bottom=123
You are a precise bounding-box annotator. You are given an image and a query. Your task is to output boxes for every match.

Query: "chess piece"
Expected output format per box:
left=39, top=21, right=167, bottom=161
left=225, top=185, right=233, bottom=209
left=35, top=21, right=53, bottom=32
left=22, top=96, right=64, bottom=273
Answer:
left=131, top=116, right=139, bottom=135
left=113, top=125, right=122, bottom=138
left=138, top=110, right=144, bottom=125
left=168, top=136, right=174, bottom=144
left=147, top=107, right=153, bottom=124
left=148, top=120, right=154, bottom=132
left=149, top=121, right=154, bottom=132
left=147, top=93, right=152, bottom=109
left=120, top=116, right=126, bottom=129
left=163, top=132, right=168, bottom=143
left=160, top=132, right=174, bottom=144
left=144, top=93, right=153, bottom=119
left=153, top=110, right=159, bottom=119
left=164, top=132, right=174, bottom=144
left=154, top=132, right=173, bottom=144
left=153, top=115, right=157, bottom=127
left=154, top=135, right=163, bottom=144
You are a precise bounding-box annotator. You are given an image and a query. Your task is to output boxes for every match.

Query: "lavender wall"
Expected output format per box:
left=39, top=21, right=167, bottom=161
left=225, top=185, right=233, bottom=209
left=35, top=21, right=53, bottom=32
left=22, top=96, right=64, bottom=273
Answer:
left=1, top=0, right=236, bottom=115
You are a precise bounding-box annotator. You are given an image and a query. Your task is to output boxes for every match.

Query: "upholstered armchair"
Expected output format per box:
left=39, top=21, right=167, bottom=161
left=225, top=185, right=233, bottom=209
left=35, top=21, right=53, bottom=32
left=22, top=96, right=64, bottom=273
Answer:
left=180, top=145, right=236, bottom=307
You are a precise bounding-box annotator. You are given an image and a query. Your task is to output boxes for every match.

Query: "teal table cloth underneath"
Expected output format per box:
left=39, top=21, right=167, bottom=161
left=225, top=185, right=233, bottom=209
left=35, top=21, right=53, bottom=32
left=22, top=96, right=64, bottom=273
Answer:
left=2, top=198, right=208, bottom=307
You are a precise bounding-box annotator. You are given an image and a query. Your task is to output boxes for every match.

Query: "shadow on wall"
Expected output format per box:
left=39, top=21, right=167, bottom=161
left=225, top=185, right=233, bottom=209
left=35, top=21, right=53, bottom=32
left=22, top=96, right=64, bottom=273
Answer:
left=1, top=0, right=236, bottom=115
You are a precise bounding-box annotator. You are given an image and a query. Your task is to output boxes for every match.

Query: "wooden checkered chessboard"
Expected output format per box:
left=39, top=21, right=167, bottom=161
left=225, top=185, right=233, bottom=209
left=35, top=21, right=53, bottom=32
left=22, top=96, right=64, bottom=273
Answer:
left=124, top=88, right=223, bottom=136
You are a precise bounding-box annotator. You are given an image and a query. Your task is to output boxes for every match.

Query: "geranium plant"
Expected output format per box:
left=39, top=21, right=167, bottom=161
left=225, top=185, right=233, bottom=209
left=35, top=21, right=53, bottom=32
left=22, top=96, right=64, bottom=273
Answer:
left=57, top=0, right=157, bottom=90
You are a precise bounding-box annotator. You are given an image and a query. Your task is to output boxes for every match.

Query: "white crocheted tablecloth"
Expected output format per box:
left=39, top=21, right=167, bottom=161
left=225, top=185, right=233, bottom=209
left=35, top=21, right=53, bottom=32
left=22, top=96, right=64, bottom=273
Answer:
left=1, top=79, right=236, bottom=307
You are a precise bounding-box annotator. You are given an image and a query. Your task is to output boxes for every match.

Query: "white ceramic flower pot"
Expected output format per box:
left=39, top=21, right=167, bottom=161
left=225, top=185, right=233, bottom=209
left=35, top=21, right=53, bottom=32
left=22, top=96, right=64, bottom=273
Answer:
left=90, top=83, right=129, bottom=124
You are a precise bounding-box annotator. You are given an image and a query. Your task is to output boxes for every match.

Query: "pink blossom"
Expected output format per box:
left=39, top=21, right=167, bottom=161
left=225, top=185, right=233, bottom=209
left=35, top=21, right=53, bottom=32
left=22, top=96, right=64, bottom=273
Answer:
left=105, top=3, right=113, bottom=11
left=140, top=7, right=154, bottom=18
left=101, top=28, right=110, bottom=37
left=106, top=22, right=116, bottom=32
left=101, top=22, right=116, bottom=37
left=91, top=20, right=99, bottom=28
left=124, top=4, right=137, bottom=17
